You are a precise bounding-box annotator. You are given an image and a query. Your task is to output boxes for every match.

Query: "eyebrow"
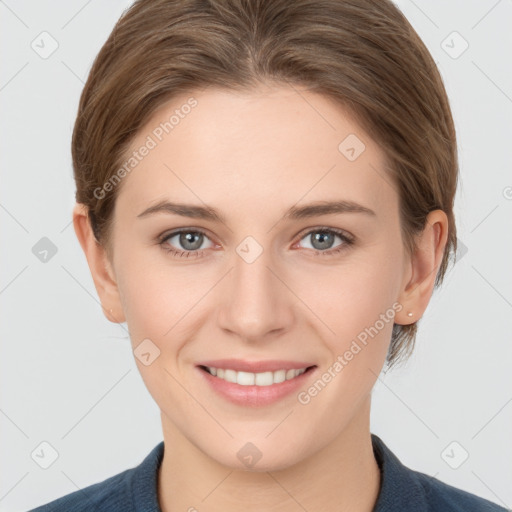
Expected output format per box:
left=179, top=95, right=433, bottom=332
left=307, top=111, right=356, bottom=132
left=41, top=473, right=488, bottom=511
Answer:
left=137, top=199, right=376, bottom=223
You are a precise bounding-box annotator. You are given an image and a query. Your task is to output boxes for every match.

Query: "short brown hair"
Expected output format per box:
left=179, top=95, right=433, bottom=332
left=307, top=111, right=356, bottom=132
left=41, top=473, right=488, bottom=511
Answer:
left=72, top=0, right=458, bottom=369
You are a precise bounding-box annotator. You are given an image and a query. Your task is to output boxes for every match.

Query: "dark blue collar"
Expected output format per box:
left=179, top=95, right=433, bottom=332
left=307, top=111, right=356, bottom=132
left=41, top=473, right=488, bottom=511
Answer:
left=371, top=433, right=427, bottom=511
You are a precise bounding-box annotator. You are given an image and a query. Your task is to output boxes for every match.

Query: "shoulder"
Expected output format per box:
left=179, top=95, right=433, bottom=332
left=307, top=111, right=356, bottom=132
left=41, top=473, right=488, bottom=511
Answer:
left=411, top=466, right=508, bottom=511
left=27, top=441, right=164, bottom=512
left=371, top=434, right=508, bottom=512
left=28, top=467, right=134, bottom=512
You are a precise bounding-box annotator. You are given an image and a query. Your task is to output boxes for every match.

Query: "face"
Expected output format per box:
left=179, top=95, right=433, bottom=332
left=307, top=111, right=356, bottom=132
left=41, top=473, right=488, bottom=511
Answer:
left=103, top=84, right=411, bottom=470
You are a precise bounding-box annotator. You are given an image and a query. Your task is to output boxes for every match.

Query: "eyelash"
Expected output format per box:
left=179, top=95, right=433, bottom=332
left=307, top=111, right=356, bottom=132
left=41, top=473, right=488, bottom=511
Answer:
left=158, top=227, right=354, bottom=259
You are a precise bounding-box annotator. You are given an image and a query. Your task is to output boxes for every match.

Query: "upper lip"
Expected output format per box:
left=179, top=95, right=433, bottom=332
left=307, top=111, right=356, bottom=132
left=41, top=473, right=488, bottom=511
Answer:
left=197, top=359, right=316, bottom=373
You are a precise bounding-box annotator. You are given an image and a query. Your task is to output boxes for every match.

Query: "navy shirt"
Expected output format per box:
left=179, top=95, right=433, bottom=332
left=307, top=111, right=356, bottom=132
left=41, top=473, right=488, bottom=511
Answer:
left=29, top=434, right=507, bottom=511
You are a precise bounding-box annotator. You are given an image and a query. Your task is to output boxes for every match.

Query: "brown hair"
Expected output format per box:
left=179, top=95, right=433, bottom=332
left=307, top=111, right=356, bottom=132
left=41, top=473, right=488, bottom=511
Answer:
left=72, top=0, right=458, bottom=369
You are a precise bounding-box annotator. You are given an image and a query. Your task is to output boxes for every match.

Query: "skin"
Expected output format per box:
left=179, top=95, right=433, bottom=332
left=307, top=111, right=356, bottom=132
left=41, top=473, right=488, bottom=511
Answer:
left=73, top=83, right=448, bottom=512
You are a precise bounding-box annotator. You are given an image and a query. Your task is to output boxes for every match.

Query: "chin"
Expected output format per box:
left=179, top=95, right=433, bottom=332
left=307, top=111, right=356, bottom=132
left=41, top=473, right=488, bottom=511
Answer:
left=205, top=438, right=309, bottom=473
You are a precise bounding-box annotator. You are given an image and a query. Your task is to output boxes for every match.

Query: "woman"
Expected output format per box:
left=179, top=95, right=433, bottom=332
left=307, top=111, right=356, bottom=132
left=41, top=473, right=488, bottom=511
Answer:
left=30, top=0, right=506, bottom=510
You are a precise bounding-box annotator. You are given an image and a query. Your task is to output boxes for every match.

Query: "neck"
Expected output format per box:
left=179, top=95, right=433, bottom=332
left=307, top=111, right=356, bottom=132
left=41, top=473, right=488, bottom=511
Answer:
left=157, top=395, right=381, bottom=512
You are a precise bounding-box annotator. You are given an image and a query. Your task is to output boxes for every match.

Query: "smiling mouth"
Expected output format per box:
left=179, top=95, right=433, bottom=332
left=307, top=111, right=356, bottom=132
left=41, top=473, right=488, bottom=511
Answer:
left=199, top=365, right=316, bottom=386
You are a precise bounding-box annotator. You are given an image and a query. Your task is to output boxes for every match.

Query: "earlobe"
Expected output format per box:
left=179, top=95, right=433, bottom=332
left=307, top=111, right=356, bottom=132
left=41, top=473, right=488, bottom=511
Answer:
left=395, top=210, right=449, bottom=325
left=72, top=203, right=126, bottom=323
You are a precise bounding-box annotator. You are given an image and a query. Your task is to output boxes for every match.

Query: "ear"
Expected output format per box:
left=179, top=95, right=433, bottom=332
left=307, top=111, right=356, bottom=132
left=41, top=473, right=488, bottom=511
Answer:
left=395, top=209, right=449, bottom=325
left=72, top=203, right=126, bottom=324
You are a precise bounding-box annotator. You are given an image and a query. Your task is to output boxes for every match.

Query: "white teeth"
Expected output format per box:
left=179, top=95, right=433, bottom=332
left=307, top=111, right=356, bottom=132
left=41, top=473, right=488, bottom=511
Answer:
left=224, top=369, right=237, bottom=384
left=273, top=369, right=286, bottom=383
left=237, top=371, right=255, bottom=386
left=205, top=366, right=309, bottom=386
left=255, top=371, right=273, bottom=386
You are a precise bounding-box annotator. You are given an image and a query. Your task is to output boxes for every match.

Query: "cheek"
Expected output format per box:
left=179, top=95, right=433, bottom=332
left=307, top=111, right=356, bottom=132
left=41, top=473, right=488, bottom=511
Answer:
left=292, top=261, right=398, bottom=424
left=297, top=252, right=401, bottom=338
left=116, top=257, right=196, bottom=411
left=290, top=249, right=402, bottom=404
left=116, top=248, right=206, bottom=339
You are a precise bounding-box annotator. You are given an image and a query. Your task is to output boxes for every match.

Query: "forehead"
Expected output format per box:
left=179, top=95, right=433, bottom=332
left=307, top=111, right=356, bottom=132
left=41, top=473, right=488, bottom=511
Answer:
left=115, top=85, right=396, bottom=218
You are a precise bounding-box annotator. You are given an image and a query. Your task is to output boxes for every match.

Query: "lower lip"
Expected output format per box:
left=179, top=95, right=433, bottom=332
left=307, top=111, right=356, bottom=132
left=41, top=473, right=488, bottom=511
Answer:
left=197, top=366, right=316, bottom=407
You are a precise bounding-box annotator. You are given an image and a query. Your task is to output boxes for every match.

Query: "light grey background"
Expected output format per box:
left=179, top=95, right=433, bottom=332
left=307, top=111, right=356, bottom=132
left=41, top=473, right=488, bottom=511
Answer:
left=1, top=1, right=511, bottom=510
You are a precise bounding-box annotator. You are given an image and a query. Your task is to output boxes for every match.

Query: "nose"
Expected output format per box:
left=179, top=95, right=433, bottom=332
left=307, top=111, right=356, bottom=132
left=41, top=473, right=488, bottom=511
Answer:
left=217, top=245, right=295, bottom=342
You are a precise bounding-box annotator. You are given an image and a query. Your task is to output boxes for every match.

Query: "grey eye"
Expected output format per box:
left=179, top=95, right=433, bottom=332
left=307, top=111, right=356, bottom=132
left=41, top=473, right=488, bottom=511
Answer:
left=299, top=230, right=345, bottom=251
left=164, top=231, right=213, bottom=252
